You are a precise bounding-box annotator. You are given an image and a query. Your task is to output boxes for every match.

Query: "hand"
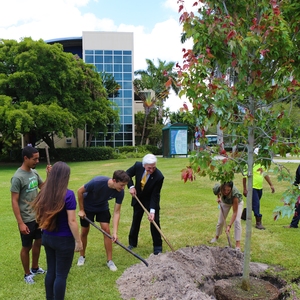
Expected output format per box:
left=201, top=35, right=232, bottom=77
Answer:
left=270, top=185, right=275, bottom=193
left=111, top=233, right=118, bottom=242
left=129, top=187, right=136, bottom=196
left=74, top=240, right=83, bottom=252
left=148, top=212, right=155, bottom=222
left=243, top=189, right=248, bottom=197
left=225, top=225, right=231, bottom=234
left=216, top=197, right=221, bottom=204
left=78, top=210, right=86, bottom=219
left=19, top=223, right=30, bottom=235
left=46, top=165, right=52, bottom=174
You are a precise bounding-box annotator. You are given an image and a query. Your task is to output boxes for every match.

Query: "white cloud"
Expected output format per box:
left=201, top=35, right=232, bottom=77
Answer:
left=0, top=0, right=196, bottom=111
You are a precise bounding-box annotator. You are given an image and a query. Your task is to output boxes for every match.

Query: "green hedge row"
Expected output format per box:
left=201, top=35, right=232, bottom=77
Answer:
left=5, top=145, right=162, bottom=163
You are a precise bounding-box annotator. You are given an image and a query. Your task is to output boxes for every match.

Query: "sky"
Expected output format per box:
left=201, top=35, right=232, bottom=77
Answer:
left=0, top=0, right=198, bottom=111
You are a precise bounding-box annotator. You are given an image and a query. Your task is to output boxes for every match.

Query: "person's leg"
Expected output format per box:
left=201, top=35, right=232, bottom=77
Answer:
left=253, top=189, right=265, bottom=229
left=100, top=222, right=112, bottom=261
left=53, top=236, right=75, bottom=300
left=20, top=223, right=34, bottom=276
left=43, top=234, right=56, bottom=300
left=128, top=204, right=144, bottom=247
left=20, top=246, right=32, bottom=275
left=31, top=238, right=42, bottom=269
left=252, top=189, right=261, bottom=217
left=31, top=222, right=42, bottom=270
left=234, top=201, right=243, bottom=248
left=79, top=226, right=89, bottom=257
left=150, top=209, right=162, bottom=254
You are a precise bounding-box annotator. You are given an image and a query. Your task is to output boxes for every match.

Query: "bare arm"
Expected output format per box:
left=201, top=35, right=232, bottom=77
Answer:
left=264, top=175, right=275, bottom=193
left=226, top=197, right=238, bottom=233
left=77, top=185, right=86, bottom=218
left=67, top=209, right=83, bottom=251
left=11, top=192, right=29, bottom=234
left=111, top=203, right=121, bottom=241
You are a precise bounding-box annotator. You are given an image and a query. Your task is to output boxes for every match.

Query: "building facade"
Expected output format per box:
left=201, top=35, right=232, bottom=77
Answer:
left=47, top=31, right=135, bottom=147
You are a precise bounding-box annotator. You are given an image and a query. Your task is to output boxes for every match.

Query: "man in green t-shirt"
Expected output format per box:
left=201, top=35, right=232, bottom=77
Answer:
left=242, top=161, right=275, bottom=230
left=11, top=146, right=49, bottom=284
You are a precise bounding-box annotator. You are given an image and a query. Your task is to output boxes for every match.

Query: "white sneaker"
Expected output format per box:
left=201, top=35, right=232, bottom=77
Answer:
left=24, top=274, right=35, bottom=284
left=107, top=260, right=117, bottom=271
left=210, top=237, right=218, bottom=243
left=77, top=256, right=85, bottom=266
left=30, top=267, right=46, bottom=275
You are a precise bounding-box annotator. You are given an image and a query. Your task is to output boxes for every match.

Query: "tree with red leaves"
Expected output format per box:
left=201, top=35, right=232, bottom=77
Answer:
left=177, top=0, right=300, bottom=291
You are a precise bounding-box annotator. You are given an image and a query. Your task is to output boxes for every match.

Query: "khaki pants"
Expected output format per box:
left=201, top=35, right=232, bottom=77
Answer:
left=215, top=201, right=243, bottom=241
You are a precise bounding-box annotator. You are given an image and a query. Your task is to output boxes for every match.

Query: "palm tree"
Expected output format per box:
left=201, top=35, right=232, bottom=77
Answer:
left=134, top=59, right=180, bottom=144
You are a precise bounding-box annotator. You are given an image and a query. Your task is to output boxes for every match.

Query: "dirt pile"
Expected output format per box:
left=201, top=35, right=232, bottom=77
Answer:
left=117, top=245, right=272, bottom=300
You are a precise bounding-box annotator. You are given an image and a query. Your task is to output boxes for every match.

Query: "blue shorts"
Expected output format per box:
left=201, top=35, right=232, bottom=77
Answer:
left=20, top=220, right=42, bottom=247
left=80, top=210, right=111, bottom=227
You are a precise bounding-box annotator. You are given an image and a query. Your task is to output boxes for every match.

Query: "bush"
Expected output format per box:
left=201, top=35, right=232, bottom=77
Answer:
left=5, top=145, right=162, bottom=163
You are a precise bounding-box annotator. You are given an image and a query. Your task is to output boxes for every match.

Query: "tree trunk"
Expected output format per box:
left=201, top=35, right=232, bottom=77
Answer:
left=241, top=98, right=255, bottom=291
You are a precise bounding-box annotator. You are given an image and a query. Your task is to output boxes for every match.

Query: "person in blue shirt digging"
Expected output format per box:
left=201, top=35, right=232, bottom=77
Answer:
left=76, top=170, right=130, bottom=271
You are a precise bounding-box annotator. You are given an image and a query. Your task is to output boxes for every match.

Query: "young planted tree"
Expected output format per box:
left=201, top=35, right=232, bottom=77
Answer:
left=177, top=0, right=300, bottom=292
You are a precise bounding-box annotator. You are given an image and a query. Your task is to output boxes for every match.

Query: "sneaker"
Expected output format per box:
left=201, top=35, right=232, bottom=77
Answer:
left=127, top=245, right=135, bottom=250
left=24, top=274, right=35, bottom=284
left=77, top=256, right=85, bottom=266
left=30, top=267, right=46, bottom=275
left=210, top=237, right=218, bottom=243
left=107, top=260, right=118, bottom=271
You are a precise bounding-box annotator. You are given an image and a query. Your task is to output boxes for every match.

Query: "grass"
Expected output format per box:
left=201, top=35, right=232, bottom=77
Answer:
left=1, top=157, right=300, bottom=299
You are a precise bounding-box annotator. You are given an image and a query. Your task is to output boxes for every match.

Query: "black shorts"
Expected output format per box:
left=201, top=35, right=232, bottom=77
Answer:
left=20, top=220, right=42, bottom=247
left=80, top=210, right=111, bottom=227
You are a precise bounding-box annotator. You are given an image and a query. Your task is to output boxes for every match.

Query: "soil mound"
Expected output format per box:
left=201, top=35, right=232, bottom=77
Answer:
left=117, top=245, right=272, bottom=300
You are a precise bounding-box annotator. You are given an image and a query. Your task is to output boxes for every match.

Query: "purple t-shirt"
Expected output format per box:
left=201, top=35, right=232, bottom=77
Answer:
left=43, top=189, right=76, bottom=236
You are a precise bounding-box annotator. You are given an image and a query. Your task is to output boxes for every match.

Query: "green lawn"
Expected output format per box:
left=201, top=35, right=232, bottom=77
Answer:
left=0, top=157, right=299, bottom=299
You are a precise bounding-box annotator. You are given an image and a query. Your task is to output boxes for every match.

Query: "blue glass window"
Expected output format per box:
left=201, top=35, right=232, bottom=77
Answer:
left=114, top=64, right=122, bottom=72
left=124, top=116, right=132, bottom=123
left=123, top=82, right=132, bottom=89
left=114, top=50, right=122, bottom=55
left=123, top=56, right=132, bottom=63
left=95, top=56, right=103, bottom=63
left=114, top=73, right=122, bottom=80
left=85, top=50, right=93, bottom=54
left=124, top=125, right=132, bottom=132
left=123, top=51, right=132, bottom=55
left=104, top=64, right=113, bottom=72
left=95, top=64, right=103, bottom=72
left=124, top=99, right=132, bottom=106
left=115, top=133, right=123, bottom=140
left=123, top=65, right=132, bottom=72
left=124, top=107, right=132, bottom=115
left=104, top=56, right=112, bottom=63
left=113, top=99, right=122, bottom=106
left=124, top=133, right=133, bottom=139
left=104, top=50, right=112, bottom=55
left=95, top=50, right=103, bottom=54
left=85, top=55, right=94, bottom=63
left=124, top=90, right=132, bottom=98
left=114, top=56, right=122, bottom=63
left=123, top=73, right=132, bottom=80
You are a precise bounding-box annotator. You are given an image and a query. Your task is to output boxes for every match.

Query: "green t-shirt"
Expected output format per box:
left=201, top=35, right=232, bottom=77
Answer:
left=10, top=168, right=43, bottom=223
left=213, top=183, right=243, bottom=205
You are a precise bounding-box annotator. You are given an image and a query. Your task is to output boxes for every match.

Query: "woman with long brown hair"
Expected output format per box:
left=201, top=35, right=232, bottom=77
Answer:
left=32, top=161, right=82, bottom=300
